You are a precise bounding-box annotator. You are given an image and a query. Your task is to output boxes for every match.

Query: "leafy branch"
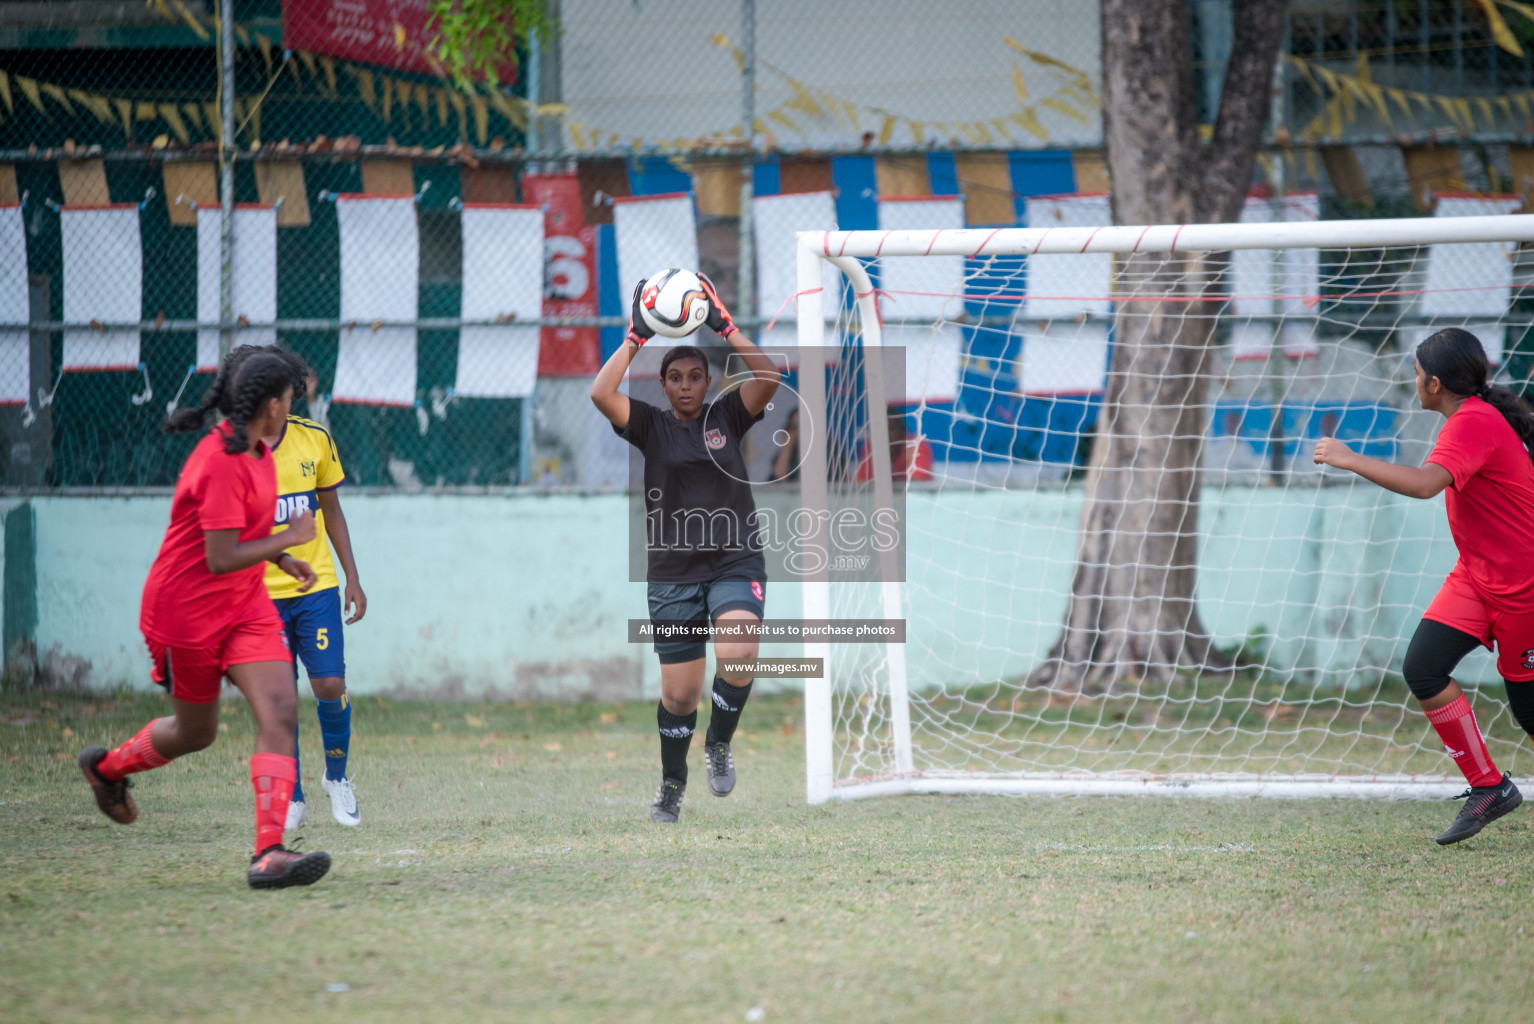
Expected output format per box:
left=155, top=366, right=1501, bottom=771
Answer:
left=425, top=0, right=560, bottom=91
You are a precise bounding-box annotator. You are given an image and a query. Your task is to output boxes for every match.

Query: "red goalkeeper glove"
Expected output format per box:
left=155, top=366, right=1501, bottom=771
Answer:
left=697, top=271, right=739, bottom=340
left=627, top=280, right=655, bottom=347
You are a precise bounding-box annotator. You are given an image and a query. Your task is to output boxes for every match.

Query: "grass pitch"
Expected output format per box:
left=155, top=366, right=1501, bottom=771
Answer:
left=3, top=690, right=1533, bottom=1024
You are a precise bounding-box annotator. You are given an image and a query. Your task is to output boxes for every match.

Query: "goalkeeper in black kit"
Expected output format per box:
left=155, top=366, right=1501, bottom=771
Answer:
left=589, top=274, right=780, bottom=823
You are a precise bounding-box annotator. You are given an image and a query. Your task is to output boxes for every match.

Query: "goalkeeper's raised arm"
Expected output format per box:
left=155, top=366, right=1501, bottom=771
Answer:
left=696, top=271, right=781, bottom=417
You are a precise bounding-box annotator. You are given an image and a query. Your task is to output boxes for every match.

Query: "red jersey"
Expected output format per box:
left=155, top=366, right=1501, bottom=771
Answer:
left=1426, top=396, right=1534, bottom=607
left=140, top=424, right=280, bottom=648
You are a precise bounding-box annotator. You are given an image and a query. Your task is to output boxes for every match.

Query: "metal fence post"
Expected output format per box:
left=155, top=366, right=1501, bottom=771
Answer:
left=217, top=0, right=236, bottom=361
left=737, top=0, right=756, bottom=328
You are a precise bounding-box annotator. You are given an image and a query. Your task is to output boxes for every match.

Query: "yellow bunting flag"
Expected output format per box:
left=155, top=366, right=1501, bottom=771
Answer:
left=114, top=98, right=133, bottom=136
left=1041, top=96, right=1088, bottom=122
left=40, top=83, right=74, bottom=117
left=878, top=114, right=896, bottom=146
left=785, top=79, right=822, bottom=118
left=1012, top=62, right=1029, bottom=105
left=160, top=104, right=190, bottom=144
left=170, top=0, right=209, bottom=40
left=1473, top=0, right=1525, bottom=57
left=16, top=77, right=44, bottom=116
left=1010, top=108, right=1048, bottom=140
left=0, top=71, right=10, bottom=114
left=356, top=70, right=376, bottom=114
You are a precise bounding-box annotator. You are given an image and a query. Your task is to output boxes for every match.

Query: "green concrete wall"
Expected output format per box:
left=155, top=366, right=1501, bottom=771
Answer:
left=9, top=485, right=1501, bottom=699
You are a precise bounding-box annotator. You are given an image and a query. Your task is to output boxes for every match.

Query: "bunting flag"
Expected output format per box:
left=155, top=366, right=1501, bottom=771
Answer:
left=332, top=195, right=418, bottom=406
left=0, top=203, right=27, bottom=405
left=61, top=206, right=141, bottom=371
left=456, top=204, right=542, bottom=398
left=1289, top=53, right=1534, bottom=141
left=613, top=193, right=698, bottom=351
left=196, top=205, right=278, bottom=371
left=751, top=190, right=839, bottom=360
left=877, top=196, right=965, bottom=403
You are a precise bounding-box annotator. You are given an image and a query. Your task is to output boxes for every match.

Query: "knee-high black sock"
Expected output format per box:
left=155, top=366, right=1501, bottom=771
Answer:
left=707, top=677, right=754, bottom=745
left=657, top=702, right=696, bottom=783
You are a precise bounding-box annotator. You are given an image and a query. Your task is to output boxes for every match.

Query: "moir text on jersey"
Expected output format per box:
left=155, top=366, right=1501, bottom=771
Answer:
left=275, top=491, right=317, bottom=523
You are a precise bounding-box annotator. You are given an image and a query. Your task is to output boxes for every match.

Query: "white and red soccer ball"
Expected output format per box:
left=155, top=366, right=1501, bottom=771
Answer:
left=639, top=268, right=709, bottom=339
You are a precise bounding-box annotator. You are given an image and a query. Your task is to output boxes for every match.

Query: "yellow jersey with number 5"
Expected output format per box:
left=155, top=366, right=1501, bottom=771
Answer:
left=264, top=416, right=346, bottom=601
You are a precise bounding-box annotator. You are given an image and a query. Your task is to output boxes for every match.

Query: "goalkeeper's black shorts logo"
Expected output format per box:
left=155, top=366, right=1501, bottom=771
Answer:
left=1522, top=648, right=1534, bottom=671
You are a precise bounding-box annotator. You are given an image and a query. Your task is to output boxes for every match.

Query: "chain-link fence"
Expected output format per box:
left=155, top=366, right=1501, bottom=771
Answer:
left=2, top=1, right=1534, bottom=492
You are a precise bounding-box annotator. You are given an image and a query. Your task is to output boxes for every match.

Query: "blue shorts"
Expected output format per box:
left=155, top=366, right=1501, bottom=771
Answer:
left=274, top=587, right=346, bottom=680
left=648, top=578, right=765, bottom=664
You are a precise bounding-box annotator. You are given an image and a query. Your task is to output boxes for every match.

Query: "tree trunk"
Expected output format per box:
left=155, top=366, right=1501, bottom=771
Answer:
left=1031, top=0, right=1287, bottom=694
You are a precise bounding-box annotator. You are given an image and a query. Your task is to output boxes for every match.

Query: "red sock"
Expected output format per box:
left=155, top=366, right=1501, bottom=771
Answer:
left=250, top=753, right=297, bottom=855
left=1425, top=695, right=1502, bottom=787
left=96, top=719, right=171, bottom=780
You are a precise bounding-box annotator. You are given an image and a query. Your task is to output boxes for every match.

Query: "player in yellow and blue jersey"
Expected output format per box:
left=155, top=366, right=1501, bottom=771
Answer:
left=258, top=349, right=368, bottom=829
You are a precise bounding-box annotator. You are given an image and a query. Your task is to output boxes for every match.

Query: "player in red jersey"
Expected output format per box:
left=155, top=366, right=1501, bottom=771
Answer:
left=77, top=348, right=333, bottom=888
left=1315, top=327, right=1534, bottom=844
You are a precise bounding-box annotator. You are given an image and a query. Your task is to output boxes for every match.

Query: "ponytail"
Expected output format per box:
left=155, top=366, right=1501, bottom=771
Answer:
left=162, top=343, right=263, bottom=436
left=163, top=345, right=292, bottom=454
left=1416, top=327, right=1534, bottom=465
left=1480, top=385, right=1534, bottom=464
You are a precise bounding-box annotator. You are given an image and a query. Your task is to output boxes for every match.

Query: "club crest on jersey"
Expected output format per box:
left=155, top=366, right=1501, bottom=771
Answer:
left=1523, top=648, right=1534, bottom=670
left=300, top=459, right=316, bottom=478
left=751, top=581, right=764, bottom=601
left=705, top=428, right=726, bottom=450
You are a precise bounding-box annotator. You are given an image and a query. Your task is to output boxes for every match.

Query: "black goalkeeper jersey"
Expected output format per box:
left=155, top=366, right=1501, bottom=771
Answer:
left=617, top=388, right=767, bottom=583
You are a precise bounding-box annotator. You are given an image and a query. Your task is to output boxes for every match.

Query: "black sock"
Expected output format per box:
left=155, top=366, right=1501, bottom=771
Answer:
left=657, top=702, right=696, bottom=783
left=707, top=677, right=754, bottom=745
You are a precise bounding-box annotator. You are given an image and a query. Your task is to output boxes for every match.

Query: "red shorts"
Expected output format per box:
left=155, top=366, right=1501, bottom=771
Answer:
left=145, top=615, right=292, bottom=704
left=1424, top=565, right=1534, bottom=682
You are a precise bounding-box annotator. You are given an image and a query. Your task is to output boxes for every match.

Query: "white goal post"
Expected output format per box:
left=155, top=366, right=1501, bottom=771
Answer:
left=794, top=210, right=1534, bottom=804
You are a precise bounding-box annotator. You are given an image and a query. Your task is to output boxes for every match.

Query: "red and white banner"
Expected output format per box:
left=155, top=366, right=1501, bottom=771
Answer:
left=281, top=0, right=515, bottom=82
left=524, top=172, right=600, bottom=376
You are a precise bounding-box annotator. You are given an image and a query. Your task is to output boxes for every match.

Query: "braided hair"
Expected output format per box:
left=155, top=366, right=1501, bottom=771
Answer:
left=164, top=348, right=292, bottom=454
left=1416, top=327, right=1534, bottom=465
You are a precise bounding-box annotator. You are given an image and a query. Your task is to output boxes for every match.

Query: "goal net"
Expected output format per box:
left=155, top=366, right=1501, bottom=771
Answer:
left=792, top=197, right=1534, bottom=803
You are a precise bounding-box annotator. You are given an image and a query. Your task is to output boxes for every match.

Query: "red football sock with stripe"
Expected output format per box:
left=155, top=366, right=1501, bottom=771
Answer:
left=1425, top=695, right=1502, bottom=787
left=96, top=719, right=172, bottom=780
left=250, top=752, right=297, bottom=855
